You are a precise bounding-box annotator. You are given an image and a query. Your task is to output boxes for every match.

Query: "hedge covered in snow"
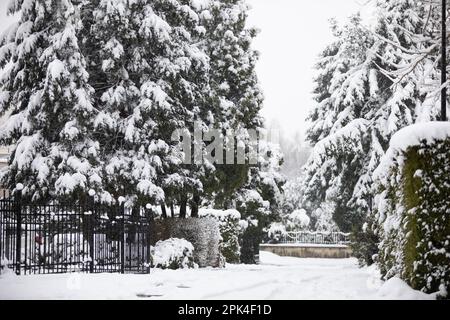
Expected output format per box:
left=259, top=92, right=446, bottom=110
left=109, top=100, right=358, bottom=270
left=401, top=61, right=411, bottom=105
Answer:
left=373, top=123, right=450, bottom=298
left=170, top=218, right=222, bottom=268
left=199, top=209, right=243, bottom=264
left=152, top=218, right=222, bottom=268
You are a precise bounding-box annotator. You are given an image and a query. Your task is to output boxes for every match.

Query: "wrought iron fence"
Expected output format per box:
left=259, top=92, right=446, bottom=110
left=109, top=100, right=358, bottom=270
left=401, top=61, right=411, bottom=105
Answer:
left=0, top=190, right=153, bottom=275
left=280, top=231, right=351, bottom=245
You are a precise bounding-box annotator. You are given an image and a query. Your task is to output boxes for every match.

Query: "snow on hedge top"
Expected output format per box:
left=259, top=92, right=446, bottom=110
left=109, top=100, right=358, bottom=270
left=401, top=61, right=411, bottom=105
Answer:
left=374, top=122, right=450, bottom=180
left=388, top=122, right=450, bottom=152
left=190, top=0, right=210, bottom=10
left=199, top=208, right=241, bottom=221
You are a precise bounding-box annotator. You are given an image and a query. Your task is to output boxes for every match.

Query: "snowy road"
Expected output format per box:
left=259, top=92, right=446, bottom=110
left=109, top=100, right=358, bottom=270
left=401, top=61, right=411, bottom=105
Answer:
left=0, top=252, right=435, bottom=300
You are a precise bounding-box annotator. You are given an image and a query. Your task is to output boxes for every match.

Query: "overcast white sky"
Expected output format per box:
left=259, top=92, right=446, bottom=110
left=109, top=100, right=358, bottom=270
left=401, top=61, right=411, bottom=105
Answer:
left=246, top=0, right=374, bottom=137
left=0, top=0, right=374, bottom=137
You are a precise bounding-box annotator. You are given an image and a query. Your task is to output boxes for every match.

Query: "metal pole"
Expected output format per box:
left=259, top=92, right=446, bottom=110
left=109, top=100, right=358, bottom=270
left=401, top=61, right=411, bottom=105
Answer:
left=89, top=196, right=95, bottom=273
left=442, top=0, right=448, bottom=121
left=15, top=190, right=22, bottom=275
left=120, top=202, right=125, bottom=274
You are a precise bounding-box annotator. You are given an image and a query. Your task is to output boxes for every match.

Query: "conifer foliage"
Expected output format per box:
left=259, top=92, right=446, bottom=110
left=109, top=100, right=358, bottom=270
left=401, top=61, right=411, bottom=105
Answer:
left=0, top=0, right=97, bottom=202
left=301, top=0, right=449, bottom=237
left=0, top=0, right=282, bottom=234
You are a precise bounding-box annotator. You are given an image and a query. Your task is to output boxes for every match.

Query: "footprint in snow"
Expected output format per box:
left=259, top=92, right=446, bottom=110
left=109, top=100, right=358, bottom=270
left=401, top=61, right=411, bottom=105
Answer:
left=136, top=293, right=164, bottom=298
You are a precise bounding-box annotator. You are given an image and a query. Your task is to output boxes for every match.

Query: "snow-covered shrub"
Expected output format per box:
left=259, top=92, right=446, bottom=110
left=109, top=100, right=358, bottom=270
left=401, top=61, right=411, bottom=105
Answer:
left=170, top=218, right=222, bottom=268
left=287, top=209, right=310, bottom=230
left=311, top=202, right=339, bottom=232
left=264, top=209, right=312, bottom=243
left=349, top=217, right=379, bottom=267
left=151, top=238, right=196, bottom=270
left=199, top=209, right=243, bottom=264
left=265, top=222, right=286, bottom=243
left=0, top=256, right=11, bottom=274
left=373, top=123, right=450, bottom=297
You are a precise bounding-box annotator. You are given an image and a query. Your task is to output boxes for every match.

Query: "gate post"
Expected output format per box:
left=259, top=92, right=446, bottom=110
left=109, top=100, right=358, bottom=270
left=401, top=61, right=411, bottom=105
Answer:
left=145, top=208, right=153, bottom=274
left=88, top=195, right=95, bottom=273
left=120, top=202, right=125, bottom=274
left=14, top=186, right=22, bottom=275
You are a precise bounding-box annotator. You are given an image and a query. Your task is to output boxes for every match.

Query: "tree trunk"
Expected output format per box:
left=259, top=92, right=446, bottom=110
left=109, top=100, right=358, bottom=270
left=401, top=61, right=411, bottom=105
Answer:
left=179, top=196, right=187, bottom=218
left=190, top=193, right=200, bottom=218
left=170, top=203, right=175, bottom=218
left=161, top=204, right=167, bottom=219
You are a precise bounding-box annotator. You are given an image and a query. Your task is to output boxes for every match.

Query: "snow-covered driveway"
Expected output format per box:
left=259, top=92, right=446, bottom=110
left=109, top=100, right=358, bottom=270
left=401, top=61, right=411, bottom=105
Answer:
left=0, top=252, right=435, bottom=300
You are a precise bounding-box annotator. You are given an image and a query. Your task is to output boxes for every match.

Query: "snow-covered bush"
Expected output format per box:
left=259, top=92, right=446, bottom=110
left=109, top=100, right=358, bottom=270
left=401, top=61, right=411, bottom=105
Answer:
left=170, top=218, right=222, bottom=268
left=265, top=222, right=287, bottom=243
left=372, top=123, right=450, bottom=298
left=311, top=202, right=339, bottom=232
left=265, top=209, right=312, bottom=243
left=287, top=209, right=310, bottom=230
left=151, top=238, right=196, bottom=270
left=199, top=209, right=243, bottom=264
left=349, top=217, right=379, bottom=267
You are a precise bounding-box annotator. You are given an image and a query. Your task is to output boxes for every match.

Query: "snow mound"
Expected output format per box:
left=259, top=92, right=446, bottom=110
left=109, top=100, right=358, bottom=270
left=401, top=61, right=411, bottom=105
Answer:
left=376, top=277, right=437, bottom=300
left=199, top=208, right=241, bottom=221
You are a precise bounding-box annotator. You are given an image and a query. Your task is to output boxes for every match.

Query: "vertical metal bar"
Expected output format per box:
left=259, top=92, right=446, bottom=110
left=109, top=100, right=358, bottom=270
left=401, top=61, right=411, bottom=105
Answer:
left=146, top=209, right=152, bottom=274
left=43, top=205, right=46, bottom=274
left=77, top=204, right=81, bottom=272
left=0, top=198, right=3, bottom=274
left=120, top=202, right=125, bottom=274
left=89, top=198, right=95, bottom=274
left=15, top=191, right=22, bottom=275
left=24, top=206, right=28, bottom=274
left=64, top=205, right=67, bottom=272
left=443, top=0, right=448, bottom=121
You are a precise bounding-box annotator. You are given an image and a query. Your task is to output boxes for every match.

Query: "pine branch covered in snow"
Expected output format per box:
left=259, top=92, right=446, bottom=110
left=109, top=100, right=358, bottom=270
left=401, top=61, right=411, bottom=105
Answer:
left=0, top=0, right=98, bottom=201
left=301, top=0, right=449, bottom=236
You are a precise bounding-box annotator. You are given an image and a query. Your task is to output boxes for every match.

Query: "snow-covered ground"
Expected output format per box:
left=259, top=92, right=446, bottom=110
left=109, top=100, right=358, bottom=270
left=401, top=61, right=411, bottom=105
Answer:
left=0, top=252, right=436, bottom=300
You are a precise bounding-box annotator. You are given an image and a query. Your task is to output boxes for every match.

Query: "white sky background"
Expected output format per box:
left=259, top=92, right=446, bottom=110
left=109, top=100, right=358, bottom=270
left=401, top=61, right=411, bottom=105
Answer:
left=246, top=0, right=374, bottom=138
left=0, top=1, right=17, bottom=40
left=0, top=0, right=374, bottom=139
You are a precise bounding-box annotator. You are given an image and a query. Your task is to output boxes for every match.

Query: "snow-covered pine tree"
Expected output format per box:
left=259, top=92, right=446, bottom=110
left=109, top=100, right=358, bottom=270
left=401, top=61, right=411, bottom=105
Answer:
left=0, top=0, right=98, bottom=202
left=199, top=0, right=266, bottom=212
left=372, top=0, right=449, bottom=123
left=302, top=0, right=448, bottom=264
left=367, top=0, right=450, bottom=267
left=79, top=0, right=212, bottom=208
left=236, top=140, right=285, bottom=263
left=302, top=14, right=375, bottom=232
left=194, top=0, right=282, bottom=262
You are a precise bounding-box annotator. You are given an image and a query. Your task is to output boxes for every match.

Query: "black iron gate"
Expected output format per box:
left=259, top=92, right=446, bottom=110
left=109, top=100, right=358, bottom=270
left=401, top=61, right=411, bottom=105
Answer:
left=0, top=191, right=152, bottom=275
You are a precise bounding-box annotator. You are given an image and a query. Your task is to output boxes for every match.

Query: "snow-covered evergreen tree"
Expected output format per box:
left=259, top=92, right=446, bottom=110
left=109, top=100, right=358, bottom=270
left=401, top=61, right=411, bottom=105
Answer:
left=302, top=15, right=375, bottom=232
left=0, top=0, right=98, bottom=201
left=79, top=0, right=212, bottom=207
left=235, top=139, right=285, bottom=263
left=200, top=0, right=265, bottom=210
left=302, top=0, right=449, bottom=235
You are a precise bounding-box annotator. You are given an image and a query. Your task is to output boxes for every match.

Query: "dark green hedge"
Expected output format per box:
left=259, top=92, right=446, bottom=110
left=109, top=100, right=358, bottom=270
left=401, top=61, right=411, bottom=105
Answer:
left=374, top=138, right=450, bottom=297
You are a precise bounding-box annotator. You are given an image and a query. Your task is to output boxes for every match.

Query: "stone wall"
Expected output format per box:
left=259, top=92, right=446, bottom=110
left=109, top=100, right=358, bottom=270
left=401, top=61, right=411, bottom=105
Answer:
left=260, top=244, right=352, bottom=259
